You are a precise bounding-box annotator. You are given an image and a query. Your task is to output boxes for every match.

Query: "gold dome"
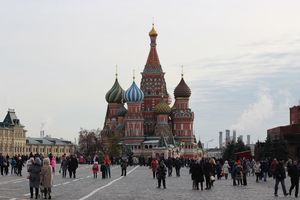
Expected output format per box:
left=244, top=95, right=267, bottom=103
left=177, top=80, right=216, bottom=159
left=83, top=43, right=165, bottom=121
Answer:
left=149, top=24, right=158, bottom=36
left=155, top=98, right=171, bottom=115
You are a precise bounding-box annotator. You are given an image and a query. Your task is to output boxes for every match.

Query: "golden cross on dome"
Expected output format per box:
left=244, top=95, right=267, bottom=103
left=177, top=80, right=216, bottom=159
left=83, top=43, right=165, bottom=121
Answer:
left=133, top=69, right=135, bottom=81
left=115, top=65, right=118, bottom=79
left=181, top=65, right=184, bottom=77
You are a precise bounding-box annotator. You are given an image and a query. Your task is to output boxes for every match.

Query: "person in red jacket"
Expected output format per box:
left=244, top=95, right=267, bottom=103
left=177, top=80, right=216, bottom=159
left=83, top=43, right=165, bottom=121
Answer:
left=151, top=158, right=159, bottom=179
left=92, top=162, right=99, bottom=179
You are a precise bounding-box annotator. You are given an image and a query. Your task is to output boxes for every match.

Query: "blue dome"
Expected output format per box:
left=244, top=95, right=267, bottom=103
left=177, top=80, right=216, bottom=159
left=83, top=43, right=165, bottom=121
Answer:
left=124, top=81, right=144, bottom=102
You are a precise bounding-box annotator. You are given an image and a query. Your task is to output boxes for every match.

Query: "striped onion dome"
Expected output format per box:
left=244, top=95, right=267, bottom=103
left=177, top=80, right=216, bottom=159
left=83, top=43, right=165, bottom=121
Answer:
left=117, top=105, right=127, bottom=117
left=174, top=77, right=191, bottom=98
left=124, top=81, right=144, bottom=102
left=155, top=98, right=171, bottom=114
left=105, top=78, right=124, bottom=103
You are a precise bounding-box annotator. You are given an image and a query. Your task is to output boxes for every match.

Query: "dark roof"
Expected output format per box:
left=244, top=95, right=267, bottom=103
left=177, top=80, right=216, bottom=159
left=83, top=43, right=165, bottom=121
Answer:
left=0, top=109, right=22, bottom=128
left=26, top=137, right=73, bottom=145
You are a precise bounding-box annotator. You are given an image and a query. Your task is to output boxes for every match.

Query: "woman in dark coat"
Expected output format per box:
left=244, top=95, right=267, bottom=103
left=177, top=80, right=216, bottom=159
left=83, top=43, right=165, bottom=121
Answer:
left=156, top=160, right=167, bottom=189
left=191, top=159, right=204, bottom=190
left=28, top=157, right=42, bottom=199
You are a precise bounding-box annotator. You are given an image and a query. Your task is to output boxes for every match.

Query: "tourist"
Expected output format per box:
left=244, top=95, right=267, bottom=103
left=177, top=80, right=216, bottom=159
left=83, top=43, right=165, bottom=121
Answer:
left=50, top=156, right=56, bottom=173
left=3, top=157, right=9, bottom=175
left=16, top=157, right=24, bottom=176
left=92, top=161, right=99, bottom=179
left=11, top=157, right=17, bottom=174
left=254, top=160, right=261, bottom=182
left=274, top=160, right=288, bottom=197
left=60, top=156, right=68, bottom=178
left=100, top=162, right=106, bottom=179
left=222, top=160, right=230, bottom=180
left=288, top=160, right=299, bottom=198
left=190, top=159, right=204, bottom=190
left=174, top=158, right=181, bottom=177
left=236, top=161, right=243, bottom=186
left=28, top=157, right=42, bottom=199
left=0, top=153, right=4, bottom=175
left=261, top=159, right=269, bottom=181
left=104, top=156, right=111, bottom=178
left=166, top=157, right=173, bottom=177
left=40, top=158, right=53, bottom=199
left=121, top=159, right=127, bottom=176
left=156, top=160, right=167, bottom=189
left=242, top=158, right=248, bottom=186
left=216, top=160, right=222, bottom=180
left=151, top=158, right=158, bottom=179
left=203, top=159, right=213, bottom=189
left=68, top=155, right=78, bottom=178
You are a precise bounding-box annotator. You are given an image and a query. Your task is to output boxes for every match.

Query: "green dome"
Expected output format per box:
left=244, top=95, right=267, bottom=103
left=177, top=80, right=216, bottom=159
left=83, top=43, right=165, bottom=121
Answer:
left=155, top=99, right=171, bottom=115
left=105, top=79, right=124, bottom=103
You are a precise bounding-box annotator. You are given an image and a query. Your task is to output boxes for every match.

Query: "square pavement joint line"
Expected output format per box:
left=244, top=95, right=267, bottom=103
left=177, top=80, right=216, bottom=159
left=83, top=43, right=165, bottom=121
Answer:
left=78, top=166, right=139, bottom=200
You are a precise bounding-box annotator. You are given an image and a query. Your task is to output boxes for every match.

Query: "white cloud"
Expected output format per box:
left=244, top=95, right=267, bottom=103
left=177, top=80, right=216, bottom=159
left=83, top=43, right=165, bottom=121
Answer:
left=231, top=88, right=274, bottom=132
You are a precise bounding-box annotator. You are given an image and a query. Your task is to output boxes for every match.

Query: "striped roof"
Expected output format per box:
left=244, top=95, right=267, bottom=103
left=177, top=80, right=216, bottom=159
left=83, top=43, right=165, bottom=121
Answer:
left=124, top=81, right=144, bottom=102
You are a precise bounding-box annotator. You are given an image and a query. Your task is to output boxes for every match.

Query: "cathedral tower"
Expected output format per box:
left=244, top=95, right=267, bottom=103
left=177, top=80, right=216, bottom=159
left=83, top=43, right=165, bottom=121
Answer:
left=140, top=24, right=169, bottom=136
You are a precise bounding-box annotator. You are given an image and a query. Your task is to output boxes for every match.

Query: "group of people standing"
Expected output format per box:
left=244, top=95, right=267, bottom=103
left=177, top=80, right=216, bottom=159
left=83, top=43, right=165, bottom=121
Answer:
left=91, top=157, right=112, bottom=179
left=0, top=153, right=25, bottom=176
left=60, top=154, right=78, bottom=178
left=27, top=155, right=53, bottom=199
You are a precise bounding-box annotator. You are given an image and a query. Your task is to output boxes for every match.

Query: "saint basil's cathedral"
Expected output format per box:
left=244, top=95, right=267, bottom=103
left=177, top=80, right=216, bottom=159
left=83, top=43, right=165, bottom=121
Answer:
left=100, top=25, right=200, bottom=159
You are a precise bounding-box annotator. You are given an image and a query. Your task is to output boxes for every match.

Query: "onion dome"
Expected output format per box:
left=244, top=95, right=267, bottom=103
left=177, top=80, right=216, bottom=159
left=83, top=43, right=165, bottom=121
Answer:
left=117, top=105, right=127, bottom=117
left=105, top=78, right=124, bottom=103
left=155, top=98, right=171, bottom=114
left=174, top=77, right=191, bottom=98
left=149, top=24, right=158, bottom=37
left=124, top=81, right=144, bottom=102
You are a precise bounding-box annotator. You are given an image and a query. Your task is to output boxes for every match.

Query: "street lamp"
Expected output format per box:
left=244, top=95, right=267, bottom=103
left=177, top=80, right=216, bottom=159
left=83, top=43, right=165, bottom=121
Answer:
left=206, top=139, right=214, bottom=150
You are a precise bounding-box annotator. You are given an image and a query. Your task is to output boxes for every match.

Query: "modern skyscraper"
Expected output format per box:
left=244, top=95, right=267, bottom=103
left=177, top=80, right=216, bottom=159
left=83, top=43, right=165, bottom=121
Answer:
left=225, top=129, right=230, bottom=144
left=219, top=131, right=223, bottom=148
left=232, top=130, right=237, bottom=143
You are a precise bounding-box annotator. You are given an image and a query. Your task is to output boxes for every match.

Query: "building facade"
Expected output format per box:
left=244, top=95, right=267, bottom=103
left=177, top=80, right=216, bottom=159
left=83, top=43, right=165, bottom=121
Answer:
left=101, top=25, right=199, bottom=159
left=0, top=109, right=27, bottom=156
left=0, top=109, right=75, bottom=157
left=268, top=105, right=300, bottom=159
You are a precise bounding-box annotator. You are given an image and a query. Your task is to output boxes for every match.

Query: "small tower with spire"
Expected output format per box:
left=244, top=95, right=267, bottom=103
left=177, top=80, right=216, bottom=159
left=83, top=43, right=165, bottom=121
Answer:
left=172, top=68, right=196, bottom=154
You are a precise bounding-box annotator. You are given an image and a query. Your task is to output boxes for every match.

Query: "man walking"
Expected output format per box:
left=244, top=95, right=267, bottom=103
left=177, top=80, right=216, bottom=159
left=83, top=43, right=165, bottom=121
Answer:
left=274, top=160, right=288, bottom=197
left=288, top=160, right=300, bottom=198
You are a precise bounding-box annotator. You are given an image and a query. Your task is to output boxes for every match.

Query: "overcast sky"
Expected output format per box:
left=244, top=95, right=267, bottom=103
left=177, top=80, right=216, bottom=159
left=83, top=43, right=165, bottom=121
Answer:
left=0, top=0, right=300, bottom=147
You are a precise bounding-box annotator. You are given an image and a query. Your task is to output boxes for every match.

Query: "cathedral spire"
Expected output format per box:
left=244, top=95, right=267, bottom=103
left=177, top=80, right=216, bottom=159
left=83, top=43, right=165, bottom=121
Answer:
left=144, top=24, right=162, bottom=73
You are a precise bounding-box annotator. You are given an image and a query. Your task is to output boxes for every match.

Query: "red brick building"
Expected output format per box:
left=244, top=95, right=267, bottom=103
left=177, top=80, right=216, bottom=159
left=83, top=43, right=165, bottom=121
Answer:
left=267, top=105, right=300, bottom=159
left=100, top=25, right=199, bottom=159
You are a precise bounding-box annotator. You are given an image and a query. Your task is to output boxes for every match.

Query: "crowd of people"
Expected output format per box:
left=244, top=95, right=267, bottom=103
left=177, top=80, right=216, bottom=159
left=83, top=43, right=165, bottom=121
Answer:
left=149, top=156, right=300, bottom=198
left=1, top=152, right=300, bottom=198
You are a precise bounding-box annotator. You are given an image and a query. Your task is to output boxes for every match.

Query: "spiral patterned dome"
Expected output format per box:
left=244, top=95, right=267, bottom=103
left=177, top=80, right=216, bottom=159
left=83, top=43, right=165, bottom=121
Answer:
left=155, top=99, right=171, bottom=115
left=124, top=81, right=144, bottom=102
left=117, top=105, right=127, bottom=117
left=174, top=78, right=191, bottom=98
left=105, top=79, right=124, bottom=103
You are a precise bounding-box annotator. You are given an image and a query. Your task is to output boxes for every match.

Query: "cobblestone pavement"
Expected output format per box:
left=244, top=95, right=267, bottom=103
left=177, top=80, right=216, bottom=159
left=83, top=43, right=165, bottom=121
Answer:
left=0, top=165, right=296, bottom=200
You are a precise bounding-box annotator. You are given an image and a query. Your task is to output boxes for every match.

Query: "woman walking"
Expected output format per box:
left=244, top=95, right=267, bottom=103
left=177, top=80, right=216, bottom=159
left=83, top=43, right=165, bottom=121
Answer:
left=40, top=158, right=53, bottom=199
left=222, top=160, right=230, bottom=180
left=28, top=157, right=42, bottom=199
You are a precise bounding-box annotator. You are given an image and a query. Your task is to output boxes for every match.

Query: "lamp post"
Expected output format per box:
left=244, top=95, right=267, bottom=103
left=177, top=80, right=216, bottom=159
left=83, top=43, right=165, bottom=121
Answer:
left=206, top=139, right=214, bottom=150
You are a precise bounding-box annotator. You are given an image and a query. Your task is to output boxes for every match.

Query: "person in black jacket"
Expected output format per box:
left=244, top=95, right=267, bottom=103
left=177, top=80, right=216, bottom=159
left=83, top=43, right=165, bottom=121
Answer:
left=156, top=160, right=167, bottom=189
left=174, top=158, right=181, bottom=177
left=274, top=160, right=288, bottom=197
left=288, top=160, right=300, bottom=198
left=68, top=155, right=78, bottom=178
left=203, top=159, right=212, bottom=189
left=190, top=159, right=204, bottom=190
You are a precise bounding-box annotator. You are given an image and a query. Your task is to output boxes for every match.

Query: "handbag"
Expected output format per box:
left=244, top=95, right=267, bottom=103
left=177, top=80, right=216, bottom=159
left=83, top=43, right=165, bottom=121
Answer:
left=210, top=175, right=215, bottom=181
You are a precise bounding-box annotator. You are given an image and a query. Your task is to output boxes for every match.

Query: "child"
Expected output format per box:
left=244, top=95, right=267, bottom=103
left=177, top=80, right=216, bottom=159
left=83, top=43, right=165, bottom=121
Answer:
left=92, top=162, right=99, bottom=179
left=100, top=162, right=106, bottom=179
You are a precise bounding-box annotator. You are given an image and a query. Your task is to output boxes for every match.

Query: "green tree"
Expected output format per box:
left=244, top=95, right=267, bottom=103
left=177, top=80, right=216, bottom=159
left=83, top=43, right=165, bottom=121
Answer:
left=222, top=138, right=250, bottom=161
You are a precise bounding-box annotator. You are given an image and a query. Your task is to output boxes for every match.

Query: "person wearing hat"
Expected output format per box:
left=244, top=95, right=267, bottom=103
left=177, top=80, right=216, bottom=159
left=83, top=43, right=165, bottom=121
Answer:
left=28, top=157, right=42, bottom=199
